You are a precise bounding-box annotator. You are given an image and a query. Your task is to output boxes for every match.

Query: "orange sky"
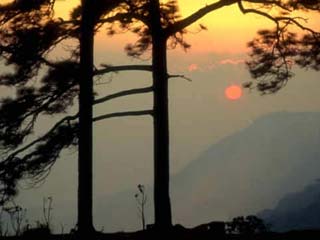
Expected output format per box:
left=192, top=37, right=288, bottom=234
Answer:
left=52, top=0, right=319, bottom=54
left=53, top=0, right=265, bottom=53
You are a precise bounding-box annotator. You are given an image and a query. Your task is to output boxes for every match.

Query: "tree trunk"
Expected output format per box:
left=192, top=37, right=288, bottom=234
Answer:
left=78, top=0, right=95, bottom=235
left=150, top=0, right=172, bottom=230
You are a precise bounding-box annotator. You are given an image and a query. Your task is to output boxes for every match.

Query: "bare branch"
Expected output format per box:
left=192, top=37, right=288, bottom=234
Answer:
left=238, top=1, right=278, bottom=24
left=168, top=74, right=192, bottom=82
left=3, top=113, right=79, bottom=160
left=57, top=19, right=80, bottom=25
left=95, top=64, right=152, bottom=76
left=243, top=0, right=292, bottom=11
left=93, top=110, right=153, bottom=122
left=238, top=1, right=318, bottom=35
left=93, top=86, right=153, bottom=105
left=166, top=0, right=237, bottom=36
left=99, top=12, right=149, bottom=27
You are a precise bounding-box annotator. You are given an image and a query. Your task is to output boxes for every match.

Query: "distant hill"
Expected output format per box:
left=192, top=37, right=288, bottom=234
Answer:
left=16, top=112, right=319, bottom=233
left=171, top=111, right=320, bottom=227
left=258, top=180, right=320, bottom=232
left=94, top=111, right=320, bottom=232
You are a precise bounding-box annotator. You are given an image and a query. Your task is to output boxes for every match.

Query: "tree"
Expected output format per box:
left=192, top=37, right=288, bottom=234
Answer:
left=135, top=184, right=148, bottom=230
left=0, top=0, right=181, bottom=233
left=113, top=0, right=319, bottom=230
left=226, top=215, right=268, bottom=235
left=78, top=0, right=95, bottom=234
left=103, top=0, right=319, bottom=231
left=0, top=0, right=152, bottom=235
left=126, top=0, right=320, bottom=228
left=0, top=0, right=77, bottom=202
left=78, top=0, right=152, bottom=234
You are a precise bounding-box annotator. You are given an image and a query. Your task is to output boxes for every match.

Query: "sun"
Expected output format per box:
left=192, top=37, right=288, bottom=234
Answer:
left=225, top=85, right=242, bottom=100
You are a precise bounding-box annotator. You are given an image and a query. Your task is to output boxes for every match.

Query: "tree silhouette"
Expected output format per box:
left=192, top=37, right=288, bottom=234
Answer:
left=78, top=0, right=95, bottom=234
left=105, top=0, right=319, bottom=231
left=0, top=0, right=183, bottom=232
left=109, top=0, right=319, bottom=230
left=226, top=215, right=268, bottom=235
left=0, top=0, right=77, bottom=202
left=241, top=1, right=320, bottom=93
left=0, top=0, right=152, bottom=235
left=1, top=0, right=319, bottom=235
left=135, top=184, right=148, bottom=230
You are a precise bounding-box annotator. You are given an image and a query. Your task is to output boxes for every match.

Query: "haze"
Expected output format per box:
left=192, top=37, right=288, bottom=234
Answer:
left=0, top=0, right=320, bottom=233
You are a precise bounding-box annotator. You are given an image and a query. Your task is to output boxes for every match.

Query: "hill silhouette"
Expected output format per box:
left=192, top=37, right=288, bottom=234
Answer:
left=4, top=112, right=319, bottom=233
left=259, top=180, right=320, bottom=231
left=92, top=111, right=320, bottom=232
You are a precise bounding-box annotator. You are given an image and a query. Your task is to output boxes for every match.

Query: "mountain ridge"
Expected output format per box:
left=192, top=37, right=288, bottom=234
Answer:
left=93, top=111, right=320, bottom=232
left=258, top=180, right=320, bottom=231
left=22, top=111, right=320, bottom=233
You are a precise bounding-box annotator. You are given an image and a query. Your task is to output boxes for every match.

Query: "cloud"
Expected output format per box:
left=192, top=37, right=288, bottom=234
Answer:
left=183, top=54, right=246, bottom=73
left=219, top=58, right=245, bottom=65
left=188, top=63, right=199, bottom=72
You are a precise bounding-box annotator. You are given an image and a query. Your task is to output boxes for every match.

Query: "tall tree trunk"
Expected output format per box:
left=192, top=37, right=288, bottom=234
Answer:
left=78, top=0, right=95, bottom=235
left=150, top=0, right=172, bottom=230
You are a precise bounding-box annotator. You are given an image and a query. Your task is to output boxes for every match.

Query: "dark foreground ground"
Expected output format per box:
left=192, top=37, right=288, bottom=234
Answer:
left=2, top=228, right=320, bottom=240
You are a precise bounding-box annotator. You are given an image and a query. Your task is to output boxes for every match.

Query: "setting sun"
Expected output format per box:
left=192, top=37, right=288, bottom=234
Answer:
left=225, top=85, right=242, bottom=100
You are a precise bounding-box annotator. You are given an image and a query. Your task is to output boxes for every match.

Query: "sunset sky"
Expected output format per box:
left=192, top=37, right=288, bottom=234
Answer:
left=1, top=0, right=320, bottom=233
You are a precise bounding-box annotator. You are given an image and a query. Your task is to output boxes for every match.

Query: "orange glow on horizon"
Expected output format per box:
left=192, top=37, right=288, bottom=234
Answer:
left=225, top=85, right=242, bottom=100
left=51, top=0, right=274, bottom=53
left=50, top=0, right=320, bottom=54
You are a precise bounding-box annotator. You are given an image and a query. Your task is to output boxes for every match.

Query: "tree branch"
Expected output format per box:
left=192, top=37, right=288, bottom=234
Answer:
left=94, top=64, right=152, bottom=76
left=3, top=113, right=79, bottom=160
left=93, top=86, right=153, bottom=105
left=238, top=0, right=278, bottom=23
left=166, top=0, right=237, bottom=35
left=93, top=110, right=153, bottom=122
left=98, top=12, right=149, bottom=27
left=2, top=108, right=152, bottom=160
left=243, top=0, right=292, bottom=11
left=238, top=1, right=318, bottom=35
left=168, top=74, right=192, bottom=82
